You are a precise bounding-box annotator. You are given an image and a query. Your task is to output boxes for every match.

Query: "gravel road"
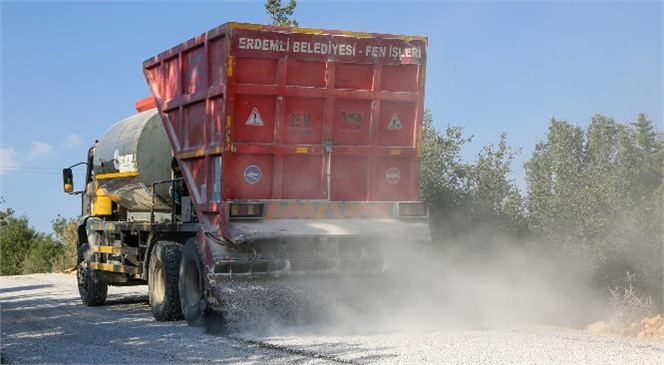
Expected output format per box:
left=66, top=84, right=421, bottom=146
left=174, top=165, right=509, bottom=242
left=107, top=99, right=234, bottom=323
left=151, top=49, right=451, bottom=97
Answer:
left=1, top=274, right=662, bottom=364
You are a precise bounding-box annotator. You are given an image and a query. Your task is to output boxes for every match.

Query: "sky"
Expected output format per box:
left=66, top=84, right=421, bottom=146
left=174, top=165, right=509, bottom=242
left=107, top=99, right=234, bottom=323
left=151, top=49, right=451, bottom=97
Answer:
left=1, top=0, right=662, bottom=233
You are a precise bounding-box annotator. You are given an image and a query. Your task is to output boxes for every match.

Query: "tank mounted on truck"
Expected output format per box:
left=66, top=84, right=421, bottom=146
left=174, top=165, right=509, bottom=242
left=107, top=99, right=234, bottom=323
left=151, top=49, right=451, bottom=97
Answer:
left=63, top=22, right=430, bottom=326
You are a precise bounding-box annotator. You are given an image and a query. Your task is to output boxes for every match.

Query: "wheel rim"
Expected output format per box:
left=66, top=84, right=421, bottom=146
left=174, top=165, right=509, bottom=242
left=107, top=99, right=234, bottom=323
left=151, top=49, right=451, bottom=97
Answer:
left=153, top=262, right=166, bottom=304
left=183, top=257, right=200, bottom=308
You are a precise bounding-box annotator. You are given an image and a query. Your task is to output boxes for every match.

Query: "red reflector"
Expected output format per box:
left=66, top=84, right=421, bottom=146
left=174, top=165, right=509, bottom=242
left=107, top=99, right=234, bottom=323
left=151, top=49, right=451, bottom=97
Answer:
left=230, top=203, right=264, bottom=218
left=398, top=202, right=427, bottom=217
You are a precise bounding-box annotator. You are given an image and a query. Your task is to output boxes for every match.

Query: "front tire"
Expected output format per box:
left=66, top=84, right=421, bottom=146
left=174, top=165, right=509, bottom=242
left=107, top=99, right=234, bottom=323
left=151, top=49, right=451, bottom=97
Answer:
left=148, top=241, right=184, bottom=321
left=77, top=262, right=108, bottom=306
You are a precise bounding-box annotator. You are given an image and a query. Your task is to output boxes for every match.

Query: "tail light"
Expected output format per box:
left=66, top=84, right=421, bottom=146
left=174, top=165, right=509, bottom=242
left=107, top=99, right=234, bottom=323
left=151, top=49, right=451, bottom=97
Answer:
left=398, top=202, right=428, bottom=217
left=229, top=203, right=264, bottom=218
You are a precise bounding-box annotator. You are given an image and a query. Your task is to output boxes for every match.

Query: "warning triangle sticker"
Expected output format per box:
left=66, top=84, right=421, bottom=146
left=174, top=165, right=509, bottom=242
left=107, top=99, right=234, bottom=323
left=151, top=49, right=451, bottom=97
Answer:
left=387, top=113, right=403, bottom=130
left=245, top=107, right=264, bottom=126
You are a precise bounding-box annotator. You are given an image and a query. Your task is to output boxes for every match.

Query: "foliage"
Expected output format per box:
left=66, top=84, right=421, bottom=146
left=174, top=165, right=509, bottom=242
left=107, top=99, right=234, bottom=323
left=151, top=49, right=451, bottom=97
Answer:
left=21, top=235, right=63, bottom=274
left=0, top=198, right=78, bottom=275
left=421, top=111, right=662, bottom=311
left=525, top=113, right=663, bottom=307
left=419, top=110, right=470, bottom=213
left=265, top=0, right=298, bottom=27
left=420, top=111, right=526, bottom=240
left=466, top=134, right=526, bottom=234
left=1, top=200, right=37, bottom=275
left=609, top=271, right=657, bottom=324
left=50, top=215, right=79, bottom=272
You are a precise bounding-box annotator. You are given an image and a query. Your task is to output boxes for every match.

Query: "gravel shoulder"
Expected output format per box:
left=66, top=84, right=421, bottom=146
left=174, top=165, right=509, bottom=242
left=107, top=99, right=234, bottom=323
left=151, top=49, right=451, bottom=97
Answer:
left=2, top=274, right=663, bottom=365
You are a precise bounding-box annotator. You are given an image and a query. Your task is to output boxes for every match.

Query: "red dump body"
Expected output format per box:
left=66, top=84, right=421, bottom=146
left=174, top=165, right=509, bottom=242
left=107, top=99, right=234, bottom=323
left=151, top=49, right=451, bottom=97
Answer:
left=143, top=23, right=427, bottom=237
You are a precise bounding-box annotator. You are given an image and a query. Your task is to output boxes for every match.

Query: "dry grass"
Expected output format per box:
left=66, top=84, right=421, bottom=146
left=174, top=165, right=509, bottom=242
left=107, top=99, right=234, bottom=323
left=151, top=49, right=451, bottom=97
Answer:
left=608, top=271, right=657, bottom=324
left=637, top=315, right=664, bottom=340
left=586, top=272, right=661, bottom=340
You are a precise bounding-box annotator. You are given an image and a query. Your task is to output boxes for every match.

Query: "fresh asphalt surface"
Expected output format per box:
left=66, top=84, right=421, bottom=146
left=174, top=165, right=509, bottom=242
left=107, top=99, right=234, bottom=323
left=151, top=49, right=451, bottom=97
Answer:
left=1, top=274, right=663, bottom=364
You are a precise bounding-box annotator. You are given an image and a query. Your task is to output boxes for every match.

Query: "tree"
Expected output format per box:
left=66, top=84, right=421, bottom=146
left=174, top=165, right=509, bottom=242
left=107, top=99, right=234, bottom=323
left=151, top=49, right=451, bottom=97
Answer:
left=525, top=119, right=586, bottom=245
left=466, top=133, right=526, bottom=235
left=419, top=110, right=471, bottom=240
left=419, top=110, right=470, bottom=211
left=0, top=198, right=77, bottom=275
left=525, top=114, right=663, bottom=307
left=419, top=111, right=525, bottom=240
left=1, top=199, right=38, bottom=275
left=21, top=234, right=62, bottom=274
left=265, top=0, right=298, bottom=27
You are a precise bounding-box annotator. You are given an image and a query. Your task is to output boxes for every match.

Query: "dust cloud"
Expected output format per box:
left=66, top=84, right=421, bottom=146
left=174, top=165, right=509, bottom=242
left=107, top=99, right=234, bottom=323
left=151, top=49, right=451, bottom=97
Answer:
left=207, top=230, right=607, bottom=336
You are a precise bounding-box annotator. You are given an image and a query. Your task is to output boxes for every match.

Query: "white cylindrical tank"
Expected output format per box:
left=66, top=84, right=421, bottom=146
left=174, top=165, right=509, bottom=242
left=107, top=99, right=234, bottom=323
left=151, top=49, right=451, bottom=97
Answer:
left=93, top=109, right=173, bottom=212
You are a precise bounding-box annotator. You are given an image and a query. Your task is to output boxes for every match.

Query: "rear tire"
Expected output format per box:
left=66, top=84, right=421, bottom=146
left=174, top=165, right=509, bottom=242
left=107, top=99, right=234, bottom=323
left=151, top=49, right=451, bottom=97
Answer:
left=77, top=262, right=108, bottom=306
left=148, top=241, right=184, bottom=321
left=179, top=239, right=225, bottom=329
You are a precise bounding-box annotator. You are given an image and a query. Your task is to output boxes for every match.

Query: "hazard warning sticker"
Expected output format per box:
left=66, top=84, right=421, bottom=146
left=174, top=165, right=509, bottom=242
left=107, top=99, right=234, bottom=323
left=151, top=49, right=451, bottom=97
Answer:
left=387, top=113, right=403, bottom=130
left=244, top=165, right=262, bottom=184
left=385, top=167, right=401, bottom=185
left=245, top=107, right=264, bottom=126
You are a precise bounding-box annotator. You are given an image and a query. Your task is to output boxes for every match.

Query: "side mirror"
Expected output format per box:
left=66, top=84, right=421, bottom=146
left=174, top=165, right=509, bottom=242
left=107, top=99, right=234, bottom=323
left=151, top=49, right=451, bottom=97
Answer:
left=63, top=168, right=74, bottom=193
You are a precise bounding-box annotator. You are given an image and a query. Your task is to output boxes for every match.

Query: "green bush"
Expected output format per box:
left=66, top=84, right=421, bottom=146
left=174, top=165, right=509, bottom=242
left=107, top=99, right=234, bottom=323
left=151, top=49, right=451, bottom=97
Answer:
left=1, top=203, right=37, bottom=275
left=1, top=200, right=78, bottom=275
left=21, top=235, right=63, bottom=274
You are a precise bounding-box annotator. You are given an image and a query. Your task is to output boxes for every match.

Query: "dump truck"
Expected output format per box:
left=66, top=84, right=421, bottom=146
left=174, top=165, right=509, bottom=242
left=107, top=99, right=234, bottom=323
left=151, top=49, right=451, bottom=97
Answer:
left=63, top=22, right=430, bottom=326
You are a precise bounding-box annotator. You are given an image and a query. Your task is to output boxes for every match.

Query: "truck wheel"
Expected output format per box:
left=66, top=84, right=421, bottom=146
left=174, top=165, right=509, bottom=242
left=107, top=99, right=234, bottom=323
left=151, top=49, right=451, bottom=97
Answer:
left=77, top=262, right=108, bottom=306
left=179, top=240, right=224, bottom=329
left=148, top=241, right=184, bottom=321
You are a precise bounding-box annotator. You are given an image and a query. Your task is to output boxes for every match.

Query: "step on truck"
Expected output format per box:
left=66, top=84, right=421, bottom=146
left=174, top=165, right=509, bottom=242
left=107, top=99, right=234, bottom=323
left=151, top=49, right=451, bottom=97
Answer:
left=63, top=22, right=431, bottom=326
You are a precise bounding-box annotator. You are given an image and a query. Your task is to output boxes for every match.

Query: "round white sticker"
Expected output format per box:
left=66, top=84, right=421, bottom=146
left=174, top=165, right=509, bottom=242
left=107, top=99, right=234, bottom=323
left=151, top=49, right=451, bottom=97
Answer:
left=385, top=167, right=401, bottom=185
left=244, top=165, right=262, bottom=184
